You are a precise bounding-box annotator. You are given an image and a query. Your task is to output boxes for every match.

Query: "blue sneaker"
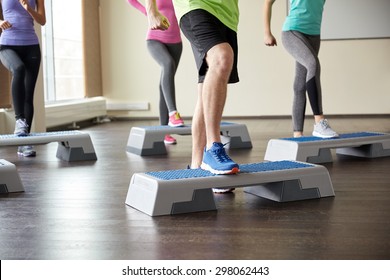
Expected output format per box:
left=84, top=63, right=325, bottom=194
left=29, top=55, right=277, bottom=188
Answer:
left=201, top=142, right=239, bottom=175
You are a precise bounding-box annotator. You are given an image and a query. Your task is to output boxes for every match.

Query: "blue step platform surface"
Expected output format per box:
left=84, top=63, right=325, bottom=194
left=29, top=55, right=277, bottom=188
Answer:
left=0, top=131, right=97, bottom=161
left=0, top=159, right=24, bottom=193
left=265, top=132, right=390, bottom=163
left=126, top=122, right=252, bottom=156
left=125, top=160, right=334, bottom=216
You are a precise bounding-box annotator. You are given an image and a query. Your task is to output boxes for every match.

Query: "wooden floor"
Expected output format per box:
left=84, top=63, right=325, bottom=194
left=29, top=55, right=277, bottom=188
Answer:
left=0, top=116, right=389, bottom=260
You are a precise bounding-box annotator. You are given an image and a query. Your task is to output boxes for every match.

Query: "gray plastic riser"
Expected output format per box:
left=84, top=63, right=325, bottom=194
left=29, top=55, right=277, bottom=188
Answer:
left=125, top=163, right=334, bottom=216
left=265, top=134, right=390, bottom=163
left=0, top=159, right=24, bottom=193
left=0, top=131, right=97, bottom=162
left=127, top=123, right=252, bottom=156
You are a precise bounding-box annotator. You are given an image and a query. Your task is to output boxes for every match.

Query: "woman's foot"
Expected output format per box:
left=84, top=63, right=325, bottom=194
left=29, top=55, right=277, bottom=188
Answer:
left=17, top=146, right=36, bottom=157
left=293, top=131, right=304, bottom=138
left=14, top=119, right=29, bottom=136
left=313, top=119, right=339, bottom=138
left=168, top=111, right=184, bottom=127
left=164, top=134, right=177, bottom=145
left=212, top=188, right=235, bottom=194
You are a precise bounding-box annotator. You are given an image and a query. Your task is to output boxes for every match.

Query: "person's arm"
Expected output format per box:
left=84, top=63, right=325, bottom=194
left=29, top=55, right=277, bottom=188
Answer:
left=144, top=0, right=169, bottom=30
left=263, top=0, right=277, bottom=46
left=0, top=19, right=12, bottom=30
left=19, top=0, right=46, bottom=26
left=128, top=0, right=147, bottom=16
left=0, top=3, right=12, bottom=30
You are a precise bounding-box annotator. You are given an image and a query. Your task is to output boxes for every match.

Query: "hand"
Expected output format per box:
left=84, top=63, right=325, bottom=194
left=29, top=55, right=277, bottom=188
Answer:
left=264, top=33, right=277, bottom=46
left=147, top=12, right=170, bottom=31
left=0, top=20, right=12, bottom=30
left=19, top=0, right=30, bottom=10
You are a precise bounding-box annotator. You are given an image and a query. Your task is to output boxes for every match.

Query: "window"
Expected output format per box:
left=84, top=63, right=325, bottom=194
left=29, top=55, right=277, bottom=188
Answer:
left=41, top=0, right=85, bottom=102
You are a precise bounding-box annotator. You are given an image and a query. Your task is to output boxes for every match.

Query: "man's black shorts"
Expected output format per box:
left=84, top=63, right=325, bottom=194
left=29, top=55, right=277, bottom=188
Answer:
left=180, top=9, right=239, bottom=84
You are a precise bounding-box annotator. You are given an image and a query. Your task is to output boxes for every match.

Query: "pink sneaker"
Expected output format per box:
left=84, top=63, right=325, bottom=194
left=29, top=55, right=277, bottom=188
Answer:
left=168, top=111, right=184, bottom=127
left=164, top=134, right=177, bottom=145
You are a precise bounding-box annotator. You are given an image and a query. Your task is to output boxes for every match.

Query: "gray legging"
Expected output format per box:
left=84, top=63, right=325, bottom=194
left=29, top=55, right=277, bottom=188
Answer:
left=147, top=40, right=182, bottom=126
left=282, top=31, right=323, bottom=132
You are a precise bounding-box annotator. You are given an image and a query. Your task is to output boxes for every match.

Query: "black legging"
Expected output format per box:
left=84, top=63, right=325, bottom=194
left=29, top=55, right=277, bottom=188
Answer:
left=0, top=44, right=41, bottom=132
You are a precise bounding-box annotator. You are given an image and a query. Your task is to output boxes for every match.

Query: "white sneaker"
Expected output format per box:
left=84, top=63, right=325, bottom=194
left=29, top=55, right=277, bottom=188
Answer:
left=212, top=188, right=235, bottom=194
left=17, top=146, right=36, bottom=157
left=14, top=119, right=29, bottom=136
left=312, top=119, right=339, bottom=138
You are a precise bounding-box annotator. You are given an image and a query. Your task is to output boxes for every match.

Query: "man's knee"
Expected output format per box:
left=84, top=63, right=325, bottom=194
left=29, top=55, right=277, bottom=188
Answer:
left=207, top=43, right=234, bottom=75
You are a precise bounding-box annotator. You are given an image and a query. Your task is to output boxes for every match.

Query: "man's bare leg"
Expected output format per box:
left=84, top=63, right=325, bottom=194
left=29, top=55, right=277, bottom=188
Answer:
left=202, top=43, right=234, bottom=149
left=198, top=42, right=239, bottom=175
left=191, top=84, right=206, bottom=168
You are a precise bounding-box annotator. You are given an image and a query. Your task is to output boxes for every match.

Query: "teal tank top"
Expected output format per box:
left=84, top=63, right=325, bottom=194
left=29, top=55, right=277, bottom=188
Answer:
left=282, top=0, right=325, bottom=35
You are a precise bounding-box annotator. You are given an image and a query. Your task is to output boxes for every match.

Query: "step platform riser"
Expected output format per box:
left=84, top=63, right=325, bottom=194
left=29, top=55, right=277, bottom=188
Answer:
left=127, top=122, right=252, bottom=156
left=265, top=132, right=390, bottom=163
left=0, top=131, right=97, bottom=162
left=0, top=159, right=24, bottom=193
left=125, top=161, right=334, bottom=216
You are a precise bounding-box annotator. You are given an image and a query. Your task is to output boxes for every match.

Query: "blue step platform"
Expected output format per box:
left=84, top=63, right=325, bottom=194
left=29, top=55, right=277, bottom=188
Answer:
left=0, top=131, right=97, bottom=161
left=0, top=159, right=24, bottom=193
left=125, top=160, right=334, bottom=216
left=265, top=132, right=390, bottom=163
left=126, top=122, right=252, bottom=156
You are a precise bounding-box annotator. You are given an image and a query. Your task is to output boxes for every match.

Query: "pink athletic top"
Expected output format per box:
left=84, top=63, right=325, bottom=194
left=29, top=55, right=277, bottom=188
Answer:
left=128, top=0, right=181, bottom=44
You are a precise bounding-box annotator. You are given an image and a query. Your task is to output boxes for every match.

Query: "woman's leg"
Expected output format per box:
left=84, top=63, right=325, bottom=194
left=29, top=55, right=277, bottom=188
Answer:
left=158, top=83, right=169, bottom=125
left=0, top=45, right=41, bottom=132
left=292, top=61, right=307, bottom=135
left=0, top=47, right=27, bottom=121
left=21, top=45, right=41, bottom=132
left=147, top=40, right=182, bottom=124
left=282, top=31, right=323, bottom=135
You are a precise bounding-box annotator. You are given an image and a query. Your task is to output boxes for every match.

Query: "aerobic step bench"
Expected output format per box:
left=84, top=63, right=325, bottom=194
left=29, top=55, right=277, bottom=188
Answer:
left=0, top=159, right=24, bottom=193
left=265, top=132, right=390, bottom=164
left=125, top=160, right=334, bottom=216
left=0, top=131, right=97, bottom=161
left=127, top=122, right=252, bottom=156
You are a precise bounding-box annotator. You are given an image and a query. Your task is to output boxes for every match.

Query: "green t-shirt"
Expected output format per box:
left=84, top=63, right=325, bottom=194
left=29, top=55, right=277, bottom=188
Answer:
left=282, top=0, right=325, bottom=35
left=173, top=0, right=239, bottom=32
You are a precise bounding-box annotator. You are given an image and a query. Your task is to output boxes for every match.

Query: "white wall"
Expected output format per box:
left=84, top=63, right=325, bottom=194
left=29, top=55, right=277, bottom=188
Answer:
left=100, top=0, right=390, bottom=118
